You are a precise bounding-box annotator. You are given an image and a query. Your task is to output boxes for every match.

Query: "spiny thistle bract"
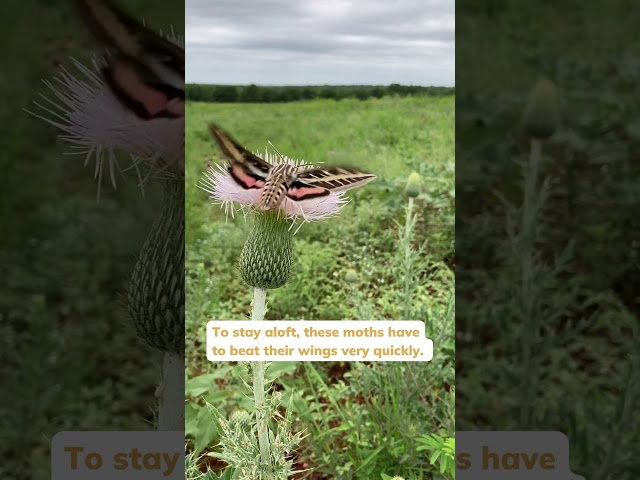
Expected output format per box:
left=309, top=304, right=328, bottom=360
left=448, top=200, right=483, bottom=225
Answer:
left=238, top=211, right=293, bottom=290
left=128, top=179, right=185, bottom=354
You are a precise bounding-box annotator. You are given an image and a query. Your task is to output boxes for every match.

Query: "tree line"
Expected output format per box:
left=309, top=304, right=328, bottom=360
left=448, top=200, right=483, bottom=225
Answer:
left=186, top=83, right=454, bottom=103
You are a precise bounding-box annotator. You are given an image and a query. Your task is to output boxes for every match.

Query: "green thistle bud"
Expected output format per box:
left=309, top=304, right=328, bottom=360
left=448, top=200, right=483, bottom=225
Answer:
left=345, top=269, right=358, bottom=284
left=405, top=171, right=422, bottom=198
left=238, top=210, right=293, bottom=289
left=128, top=179, right=185, bottom=355
left=229, top=409, right=252, bottom=427
left=523, top=78, right=560, bottom=139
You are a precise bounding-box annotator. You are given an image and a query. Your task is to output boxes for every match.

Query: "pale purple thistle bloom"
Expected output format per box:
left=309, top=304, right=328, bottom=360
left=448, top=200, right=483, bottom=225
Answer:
left=198, top=150, right=350, bottom=225
left=29, top=33, right=184, bottom=197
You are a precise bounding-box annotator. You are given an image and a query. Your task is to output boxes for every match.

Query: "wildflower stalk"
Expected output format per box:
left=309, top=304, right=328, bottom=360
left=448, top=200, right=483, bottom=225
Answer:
left=156, top=352, right=185, bottom=431
left=238, top=211, right=294, bottom=478
left=518, top=78, right=558, bottom=428
left=250, top=287, right=272, bottom=475
left=403, top=196, right=416, bottom=320
left=352, top=287, right=371, bottom=320
left=402, top=172, right=421, bottom=320
left=345, top=269, right=371, bottom=320
left=518, top=138, right=541, bottom=428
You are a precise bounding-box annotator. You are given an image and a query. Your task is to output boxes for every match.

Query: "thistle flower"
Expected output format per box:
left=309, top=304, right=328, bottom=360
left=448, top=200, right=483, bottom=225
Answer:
left=200, top=149, right=353, bottom=290
left=29, top=34, right=185, bottom=196
left=198, top=150, right=349, bottom=224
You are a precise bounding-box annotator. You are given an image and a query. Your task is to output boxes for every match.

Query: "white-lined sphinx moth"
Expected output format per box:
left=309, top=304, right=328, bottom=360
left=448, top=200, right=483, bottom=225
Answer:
left=72, top=0, right=184, bottom=120
left=209, top=124, right=376, bottom=211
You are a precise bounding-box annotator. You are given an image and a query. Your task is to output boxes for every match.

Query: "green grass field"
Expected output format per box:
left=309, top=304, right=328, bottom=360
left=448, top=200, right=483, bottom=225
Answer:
left=185, top=96, right=455, bottom=478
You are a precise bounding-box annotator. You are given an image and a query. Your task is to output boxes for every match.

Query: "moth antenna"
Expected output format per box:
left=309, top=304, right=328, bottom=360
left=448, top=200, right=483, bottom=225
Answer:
left=267, top=140, right=324, bottom=169
left=267, top=140, right=287, bottom=163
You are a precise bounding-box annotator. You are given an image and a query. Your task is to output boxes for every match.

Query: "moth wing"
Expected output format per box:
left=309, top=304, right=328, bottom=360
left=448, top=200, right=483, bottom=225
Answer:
left=208, top=124, right=272, bottom=176
left=73, top=0, right=177, bottom=59
left=286, top=180, right=331, bottom=201
left=208, top=124, right=273, bottom=191
left=297, top=166, right=377, bottom=192
left=73, top=0, right=184, bottom=119
left=227, top=163, right=267, bottom=190
left=104, top=58, right=184, bottom=119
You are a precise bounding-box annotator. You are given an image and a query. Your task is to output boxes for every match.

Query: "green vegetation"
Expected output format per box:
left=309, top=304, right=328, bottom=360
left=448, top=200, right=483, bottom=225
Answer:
left=1, top=1, right=181, bottom=478
left=457, top=1, right=640, bottom=478
left=186, top=83, right=454, bottom=104
left=185, top=96, right=455, bottom=478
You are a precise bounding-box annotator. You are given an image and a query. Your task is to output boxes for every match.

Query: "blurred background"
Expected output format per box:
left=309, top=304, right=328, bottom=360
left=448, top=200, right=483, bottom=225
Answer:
left=0, top=1, right=183, bottom=478
left=456, top=1, right=640, bottom=478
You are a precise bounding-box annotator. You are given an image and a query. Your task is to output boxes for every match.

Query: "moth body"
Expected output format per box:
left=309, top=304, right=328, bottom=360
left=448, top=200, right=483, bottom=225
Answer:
left=261, top=163, right=297, bottom=210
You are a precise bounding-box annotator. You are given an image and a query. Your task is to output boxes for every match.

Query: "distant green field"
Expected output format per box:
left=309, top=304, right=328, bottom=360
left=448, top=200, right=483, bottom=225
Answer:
left=185, top=96, right=455, bottom=478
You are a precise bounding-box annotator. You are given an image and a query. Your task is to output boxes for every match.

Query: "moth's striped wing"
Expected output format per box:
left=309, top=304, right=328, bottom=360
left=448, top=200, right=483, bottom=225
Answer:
left=73, top=0, right=184, bottom=120
left=288, top=167, right=376, bottom=200
left=208, top=124, right=273, bottom=190
left=104, top=58, right=184, bottom=119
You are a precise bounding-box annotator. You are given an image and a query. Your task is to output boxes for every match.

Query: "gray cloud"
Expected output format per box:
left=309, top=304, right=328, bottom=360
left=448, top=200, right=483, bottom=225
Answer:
left=186, top=0, right=454, bottom=86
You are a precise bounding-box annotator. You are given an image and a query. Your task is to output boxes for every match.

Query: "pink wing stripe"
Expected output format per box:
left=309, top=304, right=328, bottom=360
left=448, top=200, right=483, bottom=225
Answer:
left=110, top=61, right=171, bottom=117
left=230, top=163, right=265, bottom=189
left=287, top=185, right=328, bottom=199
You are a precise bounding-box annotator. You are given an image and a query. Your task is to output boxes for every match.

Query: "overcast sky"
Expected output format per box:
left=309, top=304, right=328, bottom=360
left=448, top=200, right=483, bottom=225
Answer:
left=185, top=0, right=454, bottom=86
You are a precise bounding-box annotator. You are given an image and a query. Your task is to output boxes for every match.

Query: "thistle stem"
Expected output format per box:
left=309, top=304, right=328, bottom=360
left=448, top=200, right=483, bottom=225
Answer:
left=519, top=138, right=541, bottom=428
left=156, top=351, right=185, bottom=431
left=351, top=285, right=368, bottom=320
left=403, top=197, right=415, bottom=320
left=251, top=287, right=272, bottom=475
